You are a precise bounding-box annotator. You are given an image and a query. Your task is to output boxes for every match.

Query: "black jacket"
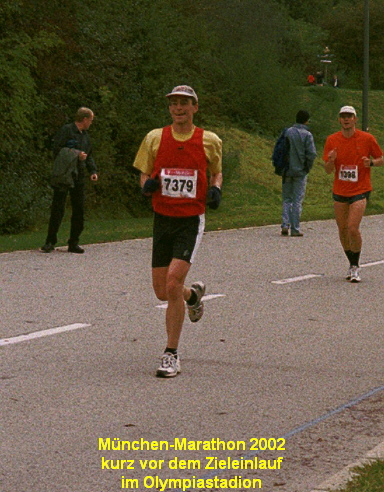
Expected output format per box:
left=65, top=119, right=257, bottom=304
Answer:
left=53, top=122, right=97, bottom=179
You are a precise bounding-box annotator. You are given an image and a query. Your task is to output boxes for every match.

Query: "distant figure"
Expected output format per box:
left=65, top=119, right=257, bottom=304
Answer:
left=333, top=74, right=339, bottom=88
left=281, top=110, right=317, bottom=237
left=316, top=71, right=324, bottom=86
left=323, top=106, right=384, bottom=282
left=307, top=74, right=315, bottom=85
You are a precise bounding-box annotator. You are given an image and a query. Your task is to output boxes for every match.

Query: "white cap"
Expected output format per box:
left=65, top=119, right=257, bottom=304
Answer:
left=339, top=105, right=356, bottom=116
left=166, top=85, right=198, bottom=102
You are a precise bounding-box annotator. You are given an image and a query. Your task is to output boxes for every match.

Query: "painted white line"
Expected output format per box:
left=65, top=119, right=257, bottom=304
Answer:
left=361, top=259, right=384, bottom=268
left=0, top=323, right=92, bottom=347
left=272, top=274, right=323, bottom=285
left=272, top=259, right=384, bottom=285
left=199, top=294, right=226, bottom=301
left=156, top=294, right=226, bottom=309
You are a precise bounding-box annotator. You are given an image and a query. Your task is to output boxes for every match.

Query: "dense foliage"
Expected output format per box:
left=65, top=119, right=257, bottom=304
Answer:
left=0, top=0, right=381, bottom=233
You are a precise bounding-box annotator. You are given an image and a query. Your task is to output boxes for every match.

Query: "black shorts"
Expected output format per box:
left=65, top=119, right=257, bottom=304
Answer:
left=152, top=213, right=205, bottom=268
left=333, top=191, right=371, bottom=204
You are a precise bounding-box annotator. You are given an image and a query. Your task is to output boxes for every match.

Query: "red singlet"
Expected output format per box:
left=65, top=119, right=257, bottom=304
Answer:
left=151, top=126, right=208, bottom=217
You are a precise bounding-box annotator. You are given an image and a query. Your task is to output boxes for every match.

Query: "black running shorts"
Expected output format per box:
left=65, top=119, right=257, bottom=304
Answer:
left=152, top=213, right=205, bottom=268
left=333, top=191, right=371, bottom=204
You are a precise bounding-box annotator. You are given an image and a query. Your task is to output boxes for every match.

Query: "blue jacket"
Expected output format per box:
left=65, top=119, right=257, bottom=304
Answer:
left=286, top=123, right=316, bottom=177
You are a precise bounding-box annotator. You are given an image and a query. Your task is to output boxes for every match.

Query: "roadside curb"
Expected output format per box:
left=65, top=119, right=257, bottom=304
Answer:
left=310, top=440, right=384, bottom=491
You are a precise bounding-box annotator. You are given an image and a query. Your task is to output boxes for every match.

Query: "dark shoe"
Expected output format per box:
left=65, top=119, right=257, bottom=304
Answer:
left=281, top=227, right=289, bottom=236
left=291, top=231, right=304, bottom=237
left=68, top=244, right=85, bottom=254
left=41, top=243, right=55, bottom=253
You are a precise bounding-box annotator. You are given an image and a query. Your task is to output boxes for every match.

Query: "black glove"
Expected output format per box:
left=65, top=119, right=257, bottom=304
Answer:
left=207, top=186, right=222, bottom=210
left=142, top=178, right=160, bottom=195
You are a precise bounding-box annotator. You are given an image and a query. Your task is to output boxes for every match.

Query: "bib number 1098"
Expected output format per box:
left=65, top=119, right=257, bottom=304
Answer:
left=339, top=165, right=358, bottom=182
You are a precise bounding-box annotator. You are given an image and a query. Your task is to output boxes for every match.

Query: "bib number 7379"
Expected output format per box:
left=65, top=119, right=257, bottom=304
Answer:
left=160, top=168, right=197, bottom=198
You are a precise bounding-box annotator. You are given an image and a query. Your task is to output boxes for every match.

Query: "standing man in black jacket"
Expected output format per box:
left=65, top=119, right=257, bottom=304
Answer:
left=41, top=107, right=98, bottom=254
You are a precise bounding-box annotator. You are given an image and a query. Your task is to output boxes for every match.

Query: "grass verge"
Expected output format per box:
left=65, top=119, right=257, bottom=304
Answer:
left=336, top=460, right=384, bottom=492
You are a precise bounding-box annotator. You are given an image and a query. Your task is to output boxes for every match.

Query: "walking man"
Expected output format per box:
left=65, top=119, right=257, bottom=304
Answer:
left=41, top=107, right=98, bottom=254
left=281, top=110, right=317, bottom=236
left=323, top=106, right=383, bottom=282
left=133, top=85, right=223, bottom=377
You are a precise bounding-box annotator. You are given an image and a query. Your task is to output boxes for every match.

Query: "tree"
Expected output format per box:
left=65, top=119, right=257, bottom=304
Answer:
left=3, top=0, right=352, bottom=232
left=0, top=1, right=63, bottom=233
left=322, top=0, right=384, bottom=89
left=200, top=0, right=301, bottom=132
left=280, top=0, right=335, bottom=24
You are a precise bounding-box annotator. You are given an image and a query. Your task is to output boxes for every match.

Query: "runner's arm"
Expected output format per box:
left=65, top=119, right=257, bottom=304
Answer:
left=140, top=173, right=151, bottom=188
left=210, top=172, right=223, bottom=189
left=324, top=149, right=337, bottom=174
left=362, top=155, right=384, bottom=167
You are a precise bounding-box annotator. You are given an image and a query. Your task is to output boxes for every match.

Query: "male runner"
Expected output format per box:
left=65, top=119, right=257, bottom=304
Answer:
left=133, top=85, right=223, bottom=377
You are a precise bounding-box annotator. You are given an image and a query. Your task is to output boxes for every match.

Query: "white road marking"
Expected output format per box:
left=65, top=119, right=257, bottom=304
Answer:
left=272, top=259, right=384, bottom=285
left=0, top=323, right=91, bottom=347
left=156, top=294, right=226, bottom=309
left=272, top=274, right=323, bottom=285
left=361, top=259, right=384, bottom=268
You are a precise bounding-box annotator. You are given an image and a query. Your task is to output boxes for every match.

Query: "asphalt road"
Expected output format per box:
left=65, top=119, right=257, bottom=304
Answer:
left=1, top=216, right=384, bottom=492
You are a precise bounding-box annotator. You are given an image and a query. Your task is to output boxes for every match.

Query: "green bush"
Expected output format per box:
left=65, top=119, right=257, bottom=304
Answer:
left=0, top=154, right=51, bottom=234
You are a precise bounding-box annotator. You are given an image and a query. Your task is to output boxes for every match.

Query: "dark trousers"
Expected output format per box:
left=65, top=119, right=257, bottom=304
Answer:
left=45, top=182, right=85, bottom=246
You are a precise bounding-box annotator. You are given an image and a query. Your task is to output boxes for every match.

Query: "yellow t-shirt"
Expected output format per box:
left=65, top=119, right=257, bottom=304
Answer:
left=133, top=126, right=222, bottom=176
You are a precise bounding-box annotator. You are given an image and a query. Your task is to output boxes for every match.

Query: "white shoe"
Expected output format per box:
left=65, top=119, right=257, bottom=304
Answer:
left=156, top=352, right=181, bottom=378
left=187, top=281, right=206, bottom=322
left=346, top=266, right=353, bottom=280
left=349, top=266, right=361, bottom=283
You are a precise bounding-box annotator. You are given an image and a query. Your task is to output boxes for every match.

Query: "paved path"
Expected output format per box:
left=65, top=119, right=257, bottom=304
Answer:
left=1, top=216, right=384, bottom=492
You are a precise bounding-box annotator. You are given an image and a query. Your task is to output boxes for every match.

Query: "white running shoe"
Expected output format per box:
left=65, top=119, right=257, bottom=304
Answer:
left=187, top=281, right=206, bottom=322
left=156, top=353, right=181, bottom=378
left=346, top=266, right=353, bottom=280
left=349, top=266, right=361, bottom=283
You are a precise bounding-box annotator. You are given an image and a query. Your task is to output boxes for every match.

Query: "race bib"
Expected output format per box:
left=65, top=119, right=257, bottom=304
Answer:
left=339, top=165, right=358, bottom=182
left=160, top=168, right=197, bottom=198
